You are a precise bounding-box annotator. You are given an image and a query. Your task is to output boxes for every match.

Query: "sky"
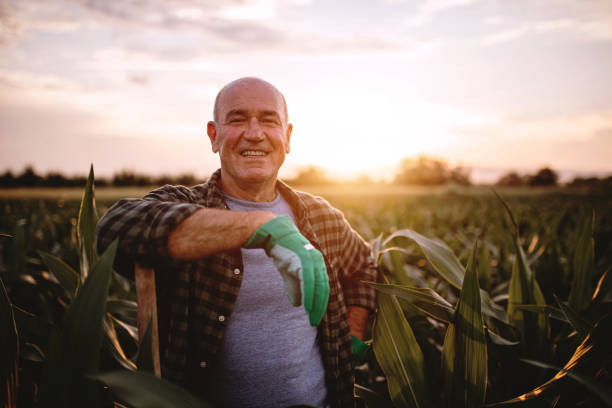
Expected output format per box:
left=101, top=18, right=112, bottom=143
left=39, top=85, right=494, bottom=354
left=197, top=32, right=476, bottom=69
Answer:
left=0, top=0, right=611, bottom=183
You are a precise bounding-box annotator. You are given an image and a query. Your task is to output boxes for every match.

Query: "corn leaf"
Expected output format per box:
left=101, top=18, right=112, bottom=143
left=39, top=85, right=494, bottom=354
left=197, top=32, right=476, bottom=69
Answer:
left=486, top=328, right=519, bottom=346
left=77, top=164, right=99, bottom=279
left=40, top=240, right=117, bottom=407
left=354, top=383, right=394, bottom=408
left=519, top=359, right=612, bottom=407
left=90, top=370, right=212, bottom=408
left=373, top=291, right=432, bottom=408
left=385, top=229, right=508, bottom=323
left=497, top=192, right=549, bottom=355
left=553, top=294, right=593, bottom=341
left=478, top=242, right=491, bottom=291
left=568, top=212, right=594, bottom=311
left=486, top=314, right=612, bottom=407
left=106, top=298, right=138, bottom=326
left=508, top=239, right=549, bottom=356
left=442, top=242, right=487, bottom=408
left=0, top=276, right=18, bottom=408
left=512, top=304, right=566, bottom=322
left=385, top=229, right=464, bottom=288
left=38, top=250, right=80, bottom=297
left=103, top=315, right=137, bottom=371
left=63, top=239, right=116, bottom=373
left=367, top=282, right=455, bottom=323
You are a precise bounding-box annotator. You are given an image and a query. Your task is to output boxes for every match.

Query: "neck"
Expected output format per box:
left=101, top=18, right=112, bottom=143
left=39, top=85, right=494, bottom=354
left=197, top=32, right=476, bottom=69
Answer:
left=219, top=172, right=278, bottom=202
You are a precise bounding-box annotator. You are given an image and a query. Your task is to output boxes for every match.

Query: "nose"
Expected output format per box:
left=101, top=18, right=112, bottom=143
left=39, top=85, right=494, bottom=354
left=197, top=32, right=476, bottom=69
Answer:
left=244, top=117, right=265, bottom=141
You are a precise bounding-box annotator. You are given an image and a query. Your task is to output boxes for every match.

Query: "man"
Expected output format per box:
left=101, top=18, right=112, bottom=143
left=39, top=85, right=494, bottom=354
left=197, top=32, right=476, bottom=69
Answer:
left=97, top=77, right=377, bottom=407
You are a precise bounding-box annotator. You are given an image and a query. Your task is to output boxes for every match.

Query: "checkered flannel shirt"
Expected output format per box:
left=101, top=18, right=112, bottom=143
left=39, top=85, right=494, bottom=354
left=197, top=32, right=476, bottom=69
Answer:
left=96, top=169, right=378, bottom=407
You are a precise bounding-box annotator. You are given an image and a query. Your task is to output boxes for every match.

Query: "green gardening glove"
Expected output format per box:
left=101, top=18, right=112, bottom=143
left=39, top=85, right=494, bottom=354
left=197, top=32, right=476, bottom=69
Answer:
left=351, top=334, right=370, bottom=366
left=244, top=215, right=330, bottom=326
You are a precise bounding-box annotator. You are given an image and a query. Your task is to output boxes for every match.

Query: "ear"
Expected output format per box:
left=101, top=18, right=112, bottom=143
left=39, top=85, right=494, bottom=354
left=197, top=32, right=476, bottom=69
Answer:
left=207, top=121, right=219, bottom=153
left=284, top=123, right=293, bottom=154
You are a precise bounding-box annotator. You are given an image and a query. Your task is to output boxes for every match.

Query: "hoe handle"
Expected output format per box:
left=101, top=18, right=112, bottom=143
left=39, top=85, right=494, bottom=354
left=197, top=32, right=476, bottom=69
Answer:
left=135, top=264, right=161, bottom=377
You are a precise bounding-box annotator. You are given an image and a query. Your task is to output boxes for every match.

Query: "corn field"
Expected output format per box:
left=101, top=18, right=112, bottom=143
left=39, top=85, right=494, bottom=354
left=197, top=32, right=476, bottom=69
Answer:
left=1, top=166, right=611, bottom=408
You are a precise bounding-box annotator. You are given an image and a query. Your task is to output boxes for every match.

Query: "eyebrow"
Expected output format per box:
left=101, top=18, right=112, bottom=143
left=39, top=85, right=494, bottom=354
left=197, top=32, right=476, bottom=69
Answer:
left=224, top=109, right=282, bottom=121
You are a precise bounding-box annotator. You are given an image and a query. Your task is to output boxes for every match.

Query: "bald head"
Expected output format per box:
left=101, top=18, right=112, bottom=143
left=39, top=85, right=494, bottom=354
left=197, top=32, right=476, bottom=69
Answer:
left=213, top=77, right=288, bottom=124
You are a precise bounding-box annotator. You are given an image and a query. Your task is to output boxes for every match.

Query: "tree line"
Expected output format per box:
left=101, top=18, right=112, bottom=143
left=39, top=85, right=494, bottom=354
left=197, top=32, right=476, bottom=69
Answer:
left=0, top=166, right=199, bottom=188
left=1, top=159, right=610, bottom=190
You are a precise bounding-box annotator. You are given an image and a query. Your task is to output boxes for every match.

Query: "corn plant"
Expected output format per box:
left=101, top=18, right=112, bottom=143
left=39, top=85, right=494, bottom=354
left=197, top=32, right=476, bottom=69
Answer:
left=1, top=165, right=210, bottom=408
left=356, top=195, right=611, bottom=408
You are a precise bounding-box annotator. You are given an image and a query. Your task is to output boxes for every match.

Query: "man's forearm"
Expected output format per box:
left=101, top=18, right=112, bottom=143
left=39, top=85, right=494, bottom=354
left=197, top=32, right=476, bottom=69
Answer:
left=168, top=208, right=276, bottom=260
left=347, top=305, right=370, bottom=340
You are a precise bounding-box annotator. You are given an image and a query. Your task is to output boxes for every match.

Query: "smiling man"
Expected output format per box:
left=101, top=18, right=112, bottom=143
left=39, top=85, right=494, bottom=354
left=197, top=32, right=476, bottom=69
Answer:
left=96, top=77, right=377, bottom=408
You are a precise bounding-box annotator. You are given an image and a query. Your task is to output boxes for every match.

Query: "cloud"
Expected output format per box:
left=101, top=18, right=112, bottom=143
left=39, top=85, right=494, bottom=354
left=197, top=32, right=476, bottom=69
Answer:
left=481, top=27, right=528, bottom=45
left=404, top=0, right=482, bottom=27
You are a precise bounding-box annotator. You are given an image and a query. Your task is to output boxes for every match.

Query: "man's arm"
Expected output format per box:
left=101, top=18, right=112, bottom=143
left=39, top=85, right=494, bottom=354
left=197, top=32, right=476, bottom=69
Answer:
left=347, top=305, right=370, bottom=340
left=167, top=208, right=275, bottom=260
left=332, top=213, right=378, bottom=339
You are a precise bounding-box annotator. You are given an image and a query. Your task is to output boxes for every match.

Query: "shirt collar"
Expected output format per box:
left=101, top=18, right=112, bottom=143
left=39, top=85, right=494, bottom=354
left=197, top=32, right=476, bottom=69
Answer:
left=201, top=168, right=316, bottom=242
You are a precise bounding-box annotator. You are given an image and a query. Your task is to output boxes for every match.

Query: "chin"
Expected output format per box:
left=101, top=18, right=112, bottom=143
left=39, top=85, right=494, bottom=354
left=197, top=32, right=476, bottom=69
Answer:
left=239, top=168, right=277, bottom=183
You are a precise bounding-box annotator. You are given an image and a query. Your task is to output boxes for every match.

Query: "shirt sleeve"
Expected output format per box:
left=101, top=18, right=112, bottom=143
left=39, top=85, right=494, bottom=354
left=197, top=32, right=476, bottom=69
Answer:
left=334, top=213, right=378, bottom=311
left=96, top=185, right=204, bottom=277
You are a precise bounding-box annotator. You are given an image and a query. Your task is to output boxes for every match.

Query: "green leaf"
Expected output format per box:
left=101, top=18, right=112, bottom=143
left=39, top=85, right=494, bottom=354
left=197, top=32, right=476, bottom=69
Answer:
left=40, top=240, right=117, bottom=406
left=553, top=294, right=593, bottom=341
left=91, top=370, right=212, bottom=408
left=442, top=241, right=487, bottom=408
left=77, top=164, right=99, bottom=279
left=486, top=314, right=612, bottom=407
left=568, top=211, right=594, bottom=311
left=38, top=250, right=80, bottom=297
left=354, top=383, right=394, bottom=408
left=512, top=304, right=566, bottom=322
left=385, top=229, right=464, bottom=289
left=478, top=242, right=491, bottom=291
left=106, top=297, right=138, bottom=326
left=63, top=239, right=116, bottom=373
left=373, top=292, right=432, bottom=408
left=0, top=276, right=18, bottom=408
left=507, top=237, right=549, bottom=356
left=367, top=282, right=455, bottom=323
left=486, top=328, right=519, bottom=346
left=385, top=229, right=508, bottom=323
left=103, top=315, right=137, bottom=371
left=520, top=359, right=612, bottom=407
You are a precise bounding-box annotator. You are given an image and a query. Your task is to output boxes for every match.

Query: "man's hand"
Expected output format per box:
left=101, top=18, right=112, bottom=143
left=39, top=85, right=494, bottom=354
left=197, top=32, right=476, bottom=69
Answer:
left=244, top=215, right=330, bottom=326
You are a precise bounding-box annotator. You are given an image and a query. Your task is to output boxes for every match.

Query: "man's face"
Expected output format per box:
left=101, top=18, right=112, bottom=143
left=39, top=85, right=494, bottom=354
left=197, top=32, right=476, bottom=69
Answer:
left=207, top=79, right=292, bottom=188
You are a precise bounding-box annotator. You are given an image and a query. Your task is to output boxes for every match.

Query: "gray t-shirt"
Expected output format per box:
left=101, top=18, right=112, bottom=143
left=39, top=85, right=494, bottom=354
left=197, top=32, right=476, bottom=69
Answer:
left=203, top=192, right=328, bottom=408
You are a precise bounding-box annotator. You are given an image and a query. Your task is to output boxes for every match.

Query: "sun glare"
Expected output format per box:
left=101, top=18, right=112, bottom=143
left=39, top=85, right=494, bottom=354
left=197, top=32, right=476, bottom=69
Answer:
left=287, top=89, right=486, bottom=179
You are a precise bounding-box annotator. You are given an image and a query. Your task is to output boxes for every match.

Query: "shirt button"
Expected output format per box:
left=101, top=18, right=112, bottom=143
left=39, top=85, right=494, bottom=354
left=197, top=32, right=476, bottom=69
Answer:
left=233, top=268, right=241, bottom=275
left=199, top=361, right=207, bottom=369
left=218, top=315, right=226, bottom=322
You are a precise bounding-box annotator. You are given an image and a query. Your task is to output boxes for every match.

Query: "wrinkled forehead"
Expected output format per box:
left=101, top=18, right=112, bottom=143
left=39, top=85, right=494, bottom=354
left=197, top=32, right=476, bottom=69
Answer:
left=216, top=79, right=288, bottom=122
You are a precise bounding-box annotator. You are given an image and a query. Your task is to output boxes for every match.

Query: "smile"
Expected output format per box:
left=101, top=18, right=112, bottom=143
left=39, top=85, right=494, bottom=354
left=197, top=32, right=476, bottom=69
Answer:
left=241, top=150, right=268, bottom=157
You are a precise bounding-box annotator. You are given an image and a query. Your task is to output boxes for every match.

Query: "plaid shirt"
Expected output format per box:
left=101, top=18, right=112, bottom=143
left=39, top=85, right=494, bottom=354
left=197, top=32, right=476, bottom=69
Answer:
left=97, top=169, right=377, bottom=407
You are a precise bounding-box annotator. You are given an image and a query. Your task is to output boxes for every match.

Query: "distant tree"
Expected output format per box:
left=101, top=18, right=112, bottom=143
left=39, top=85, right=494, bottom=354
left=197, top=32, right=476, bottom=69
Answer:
left=17, top=166, right=43, bottom=187
left=44, top=172, right=69, bottom=187
left=287, top=166, right=332, bottom=186
left=0, top=171, right=16, bottom=187
left=352, top=174, right=375, bottom=185
left=175, top=173, right=198, bottom=186
left=394, top=156, right=470, bottom=185
left=528, top=167, right=558, bottom=186
left=567, top=175, right=612, bottom=192
left=112, top=170, right=152, bottom=186
left=495, top=171, right=526, bottom=187
left=449, top=165, right=472, bottom=186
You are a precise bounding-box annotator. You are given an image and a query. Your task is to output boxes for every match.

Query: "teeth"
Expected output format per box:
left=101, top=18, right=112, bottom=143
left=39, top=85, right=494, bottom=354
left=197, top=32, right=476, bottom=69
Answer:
left=242, top=151, right=266, bottom=156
